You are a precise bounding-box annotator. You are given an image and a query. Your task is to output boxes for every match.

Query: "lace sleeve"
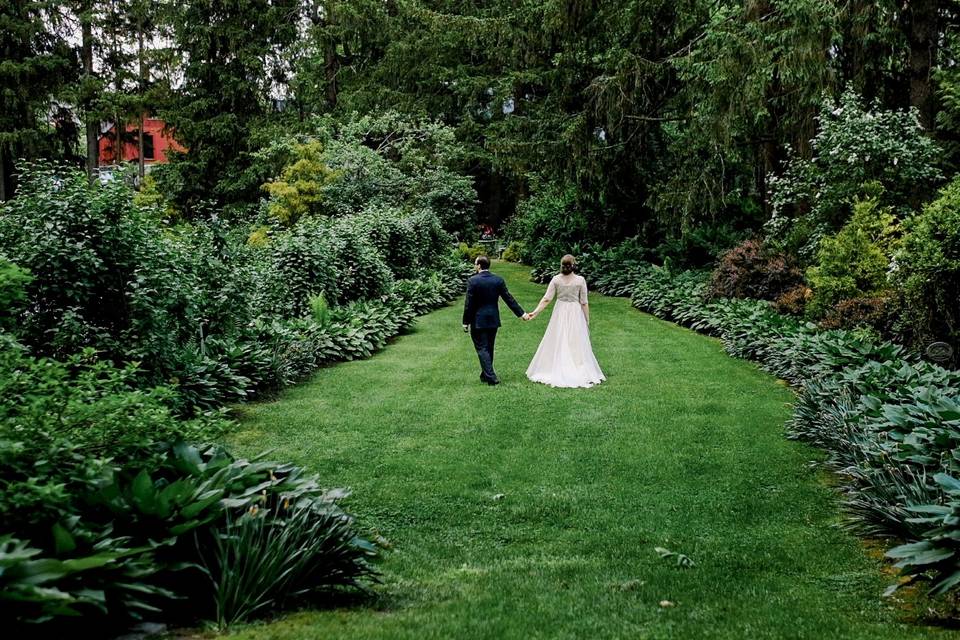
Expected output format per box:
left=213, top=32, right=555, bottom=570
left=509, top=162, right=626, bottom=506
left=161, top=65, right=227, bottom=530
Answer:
left=544, top=277, right=557, bottom=301
left=579, top=278, right=588, bottom=304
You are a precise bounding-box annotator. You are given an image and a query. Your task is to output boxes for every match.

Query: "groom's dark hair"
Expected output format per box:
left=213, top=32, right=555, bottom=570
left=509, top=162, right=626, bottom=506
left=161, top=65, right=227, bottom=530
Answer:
left=475, top=255, right=491, bottom=270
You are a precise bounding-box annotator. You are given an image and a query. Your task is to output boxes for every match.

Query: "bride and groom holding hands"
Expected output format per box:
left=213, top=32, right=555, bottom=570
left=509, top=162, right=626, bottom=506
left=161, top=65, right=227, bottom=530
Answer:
left=462, top=255, right=605, bottom=388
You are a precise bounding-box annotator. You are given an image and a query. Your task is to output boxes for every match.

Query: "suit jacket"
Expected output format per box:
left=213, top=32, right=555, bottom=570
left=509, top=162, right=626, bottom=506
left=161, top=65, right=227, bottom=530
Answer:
left=462, top=271, right=525, bottom=329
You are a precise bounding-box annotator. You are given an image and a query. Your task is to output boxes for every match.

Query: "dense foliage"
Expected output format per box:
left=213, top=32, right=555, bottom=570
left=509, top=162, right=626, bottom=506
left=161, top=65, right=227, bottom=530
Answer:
left=894, top=176, right=960, bottom=351
left=7, top=2, right=959, bottom=246
left=767, top=90, right=943, bottom=259
left=0, top=104, right=473, bottom=631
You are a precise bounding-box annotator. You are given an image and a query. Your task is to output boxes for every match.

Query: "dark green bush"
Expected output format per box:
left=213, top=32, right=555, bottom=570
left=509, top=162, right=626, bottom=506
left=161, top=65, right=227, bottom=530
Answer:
left=655, top=222, right=747, bottom=270
left=888, top=473, right=960, bottom=595
left=331, top=112, right=478, bottom=239
left=325, top=216, right=394, bottom=304
left=0, top=338, right=227, bottom=540
left=505, top=182, right=590, bottom=267
left=895, top=175, right=960, bottom=355
left=255, top=220, right=339, bottom=319
left=1, top=434, right=380, bottom=630
left=352, top=206, right=448, bottom=279
left=0, top=164, right=199, bottom=370
left=256, top=113, right=477, bottom=239
left=0, top=331, right=383, bottom=629
left=0, top=257, right=31, bottom=334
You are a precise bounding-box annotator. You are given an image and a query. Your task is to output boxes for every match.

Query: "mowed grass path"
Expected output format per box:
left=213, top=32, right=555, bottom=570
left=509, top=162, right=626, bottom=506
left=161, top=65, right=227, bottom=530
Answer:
left=221, top=262, right=953, bottom=640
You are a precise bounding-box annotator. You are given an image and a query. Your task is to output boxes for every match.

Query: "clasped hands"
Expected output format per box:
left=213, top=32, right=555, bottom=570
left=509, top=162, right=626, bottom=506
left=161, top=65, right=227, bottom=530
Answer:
left=463, top=312, right=537, bottom=332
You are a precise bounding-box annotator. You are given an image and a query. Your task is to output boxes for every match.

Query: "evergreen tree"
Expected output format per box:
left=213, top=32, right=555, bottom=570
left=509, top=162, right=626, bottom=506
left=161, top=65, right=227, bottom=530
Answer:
left=159, top=0, right=300, bottom=214
left=0, top=1, right=75, bottom=200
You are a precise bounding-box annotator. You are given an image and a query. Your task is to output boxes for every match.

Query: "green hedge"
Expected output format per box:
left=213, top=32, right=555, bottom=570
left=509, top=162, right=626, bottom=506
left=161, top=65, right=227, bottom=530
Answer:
left=0, top=163, right=469, bottom=414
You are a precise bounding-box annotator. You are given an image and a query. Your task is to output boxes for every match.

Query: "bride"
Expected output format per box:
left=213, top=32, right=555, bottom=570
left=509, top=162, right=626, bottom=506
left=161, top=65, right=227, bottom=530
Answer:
left=526, top=255, right=605, bottom=388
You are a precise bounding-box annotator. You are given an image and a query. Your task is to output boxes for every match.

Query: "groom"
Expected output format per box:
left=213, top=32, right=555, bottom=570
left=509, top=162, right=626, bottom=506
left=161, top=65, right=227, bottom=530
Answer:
left=462, top=255, right=530, bottom=385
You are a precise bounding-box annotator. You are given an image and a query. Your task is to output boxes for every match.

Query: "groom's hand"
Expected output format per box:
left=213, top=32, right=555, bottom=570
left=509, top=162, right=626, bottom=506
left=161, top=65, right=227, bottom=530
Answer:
left=521, top=312, right=531, bottom=321
left=462, top=324, right=470, bottom=333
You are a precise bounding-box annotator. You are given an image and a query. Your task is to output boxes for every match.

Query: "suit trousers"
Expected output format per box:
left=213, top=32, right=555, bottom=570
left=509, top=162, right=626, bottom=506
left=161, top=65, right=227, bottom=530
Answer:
left=470, top=327, right=499, bottom=382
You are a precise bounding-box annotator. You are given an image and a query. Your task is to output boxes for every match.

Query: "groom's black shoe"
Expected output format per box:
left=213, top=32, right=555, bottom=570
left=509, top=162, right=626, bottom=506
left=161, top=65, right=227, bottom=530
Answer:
left=480, top=374, right=500, bottom=385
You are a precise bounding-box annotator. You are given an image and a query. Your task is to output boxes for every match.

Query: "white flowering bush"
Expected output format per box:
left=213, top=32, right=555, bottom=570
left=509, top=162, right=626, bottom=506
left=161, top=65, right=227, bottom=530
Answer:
left=766, top=88, right=943, bottom=260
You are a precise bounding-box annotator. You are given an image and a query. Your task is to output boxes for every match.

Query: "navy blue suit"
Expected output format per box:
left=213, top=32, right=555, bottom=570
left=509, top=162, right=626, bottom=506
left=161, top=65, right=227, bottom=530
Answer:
left=463, top=270, right=525, bottom=383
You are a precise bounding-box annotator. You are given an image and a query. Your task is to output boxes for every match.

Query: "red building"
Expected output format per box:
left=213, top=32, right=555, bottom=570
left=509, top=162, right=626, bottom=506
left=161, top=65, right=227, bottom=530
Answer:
left=97, top=117, right=185, bottom=167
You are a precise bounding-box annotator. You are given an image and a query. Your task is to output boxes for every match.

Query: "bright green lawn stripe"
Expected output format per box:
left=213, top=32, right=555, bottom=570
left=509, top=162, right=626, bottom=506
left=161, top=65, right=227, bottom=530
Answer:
left=219, top=261, right=955, bottom=640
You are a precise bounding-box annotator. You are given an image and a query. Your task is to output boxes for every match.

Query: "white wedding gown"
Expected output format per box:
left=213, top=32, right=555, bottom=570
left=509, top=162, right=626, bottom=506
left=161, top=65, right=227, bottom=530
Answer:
left=526, top=274, right=605, bottom=388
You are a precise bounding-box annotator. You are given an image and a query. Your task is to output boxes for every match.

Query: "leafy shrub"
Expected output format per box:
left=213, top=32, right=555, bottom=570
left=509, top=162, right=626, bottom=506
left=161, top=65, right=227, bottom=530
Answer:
left=894, top=176, right=960, bottom=354
left=352, top=205, right=448, bottom=279
left=201, top=503, right=378, bottom=629
left=819, top=295, right=895, bottom=336
left=133, top=173, right=179, bottom=220
left=2, top=438, right=380, bottom=630
left=325, top=217, right=394, bottom=304
left=0, top=163, right=199, bottom=369
left=0, top=340, right=227, bottom=538
left=655, top=222, right=747, bottom=270
left=706, top=239, right=803, bottom=301
left=0, top=338, right=381, bottom=630
left=887, top=474, right=960, bottom=595
left=806, top=195, right=898, bottom=317
left=319, top=141, right=408, bottom=217
left=254, top=220, right=338, bottom=319
left=505, top=182, right=589, bottom=266
left=773, top=284, right=812, bottom=316
left=323, top=112, right=478, bottom=238
left=0, top=258, right=31, bottom=333
left=1, top=161, right=462, bottom=413
left=457, top=242, right=487, bottom=263
left=501, top=241, right=525, bottom=263
left=256, top=114, right=477, bottom=238
left=767, top=88, right=944, bottom=259
left=255, top=214, right=395, bottom=316
left=262, top=140, right=339, bottom=226
left=0, top=532, right=172, bottom=627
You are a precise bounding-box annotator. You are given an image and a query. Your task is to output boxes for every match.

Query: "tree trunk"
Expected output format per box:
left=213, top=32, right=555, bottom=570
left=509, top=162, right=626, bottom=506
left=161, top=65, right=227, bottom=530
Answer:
left=113, top=3, right=122, bottom=166
left=754, top=142, right=767, bottom=216
left=114, top=112, right=121, bottom=165
left=81, top=2, right=98, bottom=180
left=138, top=22, right=146, bottom=178
left=324, top=4, right=339, bottom=109
left=906, top=0, right=940, bottom=129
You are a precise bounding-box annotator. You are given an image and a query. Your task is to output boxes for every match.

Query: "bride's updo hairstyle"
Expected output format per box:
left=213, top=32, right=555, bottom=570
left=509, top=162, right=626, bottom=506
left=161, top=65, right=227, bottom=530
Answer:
left=560, top=254, right=576, bottom=275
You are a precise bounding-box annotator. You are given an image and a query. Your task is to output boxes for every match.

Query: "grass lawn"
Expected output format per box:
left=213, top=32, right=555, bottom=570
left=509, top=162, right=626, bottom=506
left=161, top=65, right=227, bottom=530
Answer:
left=210, top=261, right=955, bottom=639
